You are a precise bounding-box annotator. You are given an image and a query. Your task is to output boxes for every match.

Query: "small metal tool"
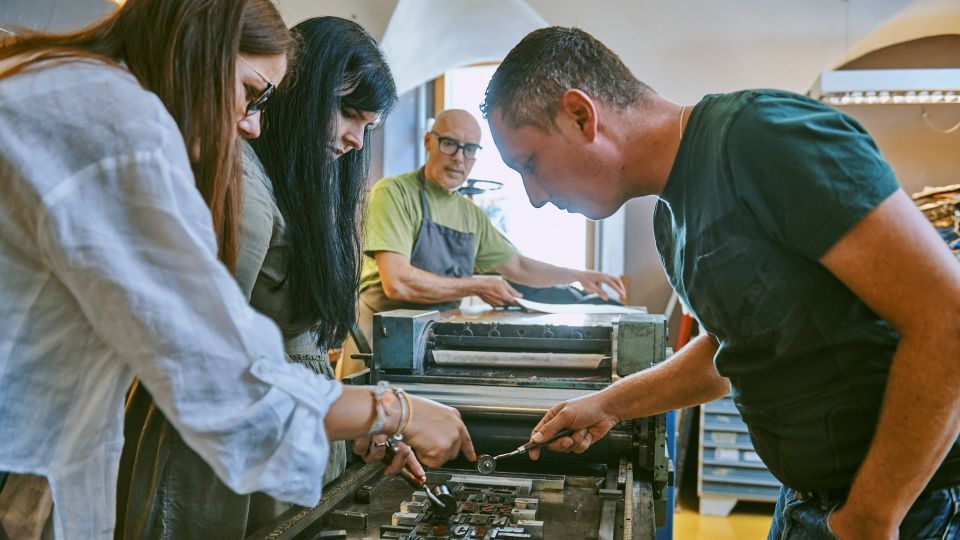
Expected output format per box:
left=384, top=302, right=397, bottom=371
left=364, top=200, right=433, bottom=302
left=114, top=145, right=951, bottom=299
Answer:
left=476, top=428, right=577, bottom=475
left=476, top=454, right=497, bottom=474
left=329, top=509, right=367, bottom=530
left=383, top=442, right=456, bottom=519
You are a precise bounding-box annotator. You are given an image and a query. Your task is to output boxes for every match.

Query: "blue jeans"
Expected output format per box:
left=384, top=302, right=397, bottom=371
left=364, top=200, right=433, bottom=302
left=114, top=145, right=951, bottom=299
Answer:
left=768, top=485, right=960, bottom=539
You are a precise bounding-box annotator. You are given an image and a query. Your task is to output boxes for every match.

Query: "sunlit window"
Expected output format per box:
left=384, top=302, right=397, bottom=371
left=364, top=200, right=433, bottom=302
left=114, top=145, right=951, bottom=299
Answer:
left=443, top=64, right=588, bottom=270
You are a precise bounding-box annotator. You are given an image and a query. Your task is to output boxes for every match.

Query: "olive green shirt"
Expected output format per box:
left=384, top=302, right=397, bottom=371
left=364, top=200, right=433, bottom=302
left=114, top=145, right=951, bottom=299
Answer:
left=359, top=169, right=517, bottom=292
left=238, top=142, right=318, bottom=355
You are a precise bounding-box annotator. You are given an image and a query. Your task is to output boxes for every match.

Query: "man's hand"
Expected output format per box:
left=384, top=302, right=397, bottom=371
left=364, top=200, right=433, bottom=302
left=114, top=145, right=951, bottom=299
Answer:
left=829, top=504, right=898, bottom=540
left=575, top=270, right=626, bottom=301
left=495, top=254, right=626, bottom=302
left=352, top=435, right=425, bottom=477
left=471, top=276, right=522, bottom=306
left=402, top=395, right=477, bottom=468
left=527, top=391, right=620, bottom=460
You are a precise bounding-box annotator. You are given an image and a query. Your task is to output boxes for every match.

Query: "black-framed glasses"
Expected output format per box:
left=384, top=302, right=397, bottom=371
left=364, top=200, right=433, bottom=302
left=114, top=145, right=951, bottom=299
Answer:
left=430, top=131, right=482, bottom=160
left=239, top=56, right=276, bottom=116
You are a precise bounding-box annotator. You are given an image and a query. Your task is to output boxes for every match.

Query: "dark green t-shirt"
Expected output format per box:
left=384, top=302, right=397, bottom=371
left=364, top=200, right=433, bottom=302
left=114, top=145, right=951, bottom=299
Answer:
left=655, top=90, right=960, bottom=492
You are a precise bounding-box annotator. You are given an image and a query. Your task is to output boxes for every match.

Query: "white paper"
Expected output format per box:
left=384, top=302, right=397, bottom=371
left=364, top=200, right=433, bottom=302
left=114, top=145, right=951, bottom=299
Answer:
left=517, top=298, right=646, bottom=315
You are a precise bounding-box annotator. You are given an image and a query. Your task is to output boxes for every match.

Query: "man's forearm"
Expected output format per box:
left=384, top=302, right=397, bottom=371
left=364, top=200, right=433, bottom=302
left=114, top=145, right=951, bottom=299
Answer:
left=840, top=328, right=960, bottom=526
left=384, top=264, right=479, bottom=304
left=499, top=255, right=578, bottom=288
left=601, top=334, right=729, bottom=420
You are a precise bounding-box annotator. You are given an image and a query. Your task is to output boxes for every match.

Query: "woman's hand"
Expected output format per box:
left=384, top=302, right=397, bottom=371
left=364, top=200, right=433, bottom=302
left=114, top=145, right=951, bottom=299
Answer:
left=401, top=395, right=476, bottom=468
left=352, top=435, right=424, bottom=477
left=332, top=387, right=475, bottom=470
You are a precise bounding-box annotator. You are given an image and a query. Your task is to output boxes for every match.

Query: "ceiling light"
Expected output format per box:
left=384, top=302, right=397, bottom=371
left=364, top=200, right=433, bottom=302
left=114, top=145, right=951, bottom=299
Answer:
left=812, top=68, right=960, bottom=105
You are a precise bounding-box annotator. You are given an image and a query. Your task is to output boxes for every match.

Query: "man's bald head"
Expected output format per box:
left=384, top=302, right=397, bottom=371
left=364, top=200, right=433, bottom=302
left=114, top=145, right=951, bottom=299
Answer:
left=424, top=109, right=483, bottom=192
left=433, top=109, right=482, bottom=140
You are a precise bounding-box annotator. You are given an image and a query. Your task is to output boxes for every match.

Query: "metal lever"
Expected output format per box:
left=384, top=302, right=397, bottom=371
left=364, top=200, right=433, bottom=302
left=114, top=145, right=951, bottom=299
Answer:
left=349, top=321, right=372, bottom=354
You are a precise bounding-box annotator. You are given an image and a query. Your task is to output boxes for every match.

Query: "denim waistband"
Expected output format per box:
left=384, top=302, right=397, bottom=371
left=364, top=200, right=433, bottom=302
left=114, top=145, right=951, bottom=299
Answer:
left=795, top=488, right=844, bottom=510
left=795, top=475, right=960, bottom=511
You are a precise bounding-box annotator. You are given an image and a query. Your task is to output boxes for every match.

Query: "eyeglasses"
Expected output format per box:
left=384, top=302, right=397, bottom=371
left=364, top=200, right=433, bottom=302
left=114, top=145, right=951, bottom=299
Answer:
left=430, top=131, right=482, bottom=160
left=238, top=56, right=276, bottom=116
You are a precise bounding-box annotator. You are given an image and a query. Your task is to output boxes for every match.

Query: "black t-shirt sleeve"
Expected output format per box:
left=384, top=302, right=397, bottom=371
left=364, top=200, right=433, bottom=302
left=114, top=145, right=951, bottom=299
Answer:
left=725, top=93, right=900, bottom=260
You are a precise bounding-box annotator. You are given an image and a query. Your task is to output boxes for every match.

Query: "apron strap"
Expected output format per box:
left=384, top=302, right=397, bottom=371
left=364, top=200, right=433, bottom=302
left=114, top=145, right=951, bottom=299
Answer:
left=416, top=168, right=432, bottom=221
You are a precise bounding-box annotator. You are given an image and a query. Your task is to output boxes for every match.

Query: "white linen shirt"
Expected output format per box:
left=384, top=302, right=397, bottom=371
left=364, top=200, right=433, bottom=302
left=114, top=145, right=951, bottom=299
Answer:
left=0, top=60, right=342, bottom=539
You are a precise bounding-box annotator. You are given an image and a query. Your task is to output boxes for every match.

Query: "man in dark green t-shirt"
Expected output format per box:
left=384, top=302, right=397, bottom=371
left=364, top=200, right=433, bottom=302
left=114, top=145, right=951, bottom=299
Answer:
left=483, top=28, right=960, bottom=539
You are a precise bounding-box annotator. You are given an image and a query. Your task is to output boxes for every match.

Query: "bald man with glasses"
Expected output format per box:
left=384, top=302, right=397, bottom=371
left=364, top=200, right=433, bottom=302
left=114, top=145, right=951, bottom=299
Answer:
left=338, top=109, right=625, bottom=377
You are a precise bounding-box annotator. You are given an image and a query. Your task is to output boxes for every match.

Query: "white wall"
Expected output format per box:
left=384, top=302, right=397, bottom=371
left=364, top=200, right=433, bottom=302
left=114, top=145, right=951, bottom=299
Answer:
left=277, top=0, right=397, bottom=39
left=848, top=102, right=960, bottom=196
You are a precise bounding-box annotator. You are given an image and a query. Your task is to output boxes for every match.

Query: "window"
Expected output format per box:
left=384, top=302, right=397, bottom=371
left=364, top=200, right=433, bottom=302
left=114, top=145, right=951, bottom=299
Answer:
left=442, top=65, right=588, bottom=271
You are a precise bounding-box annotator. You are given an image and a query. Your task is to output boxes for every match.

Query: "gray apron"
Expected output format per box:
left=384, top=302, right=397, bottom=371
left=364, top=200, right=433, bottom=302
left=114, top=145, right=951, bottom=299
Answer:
left=349, top=170, right=476, bottom=361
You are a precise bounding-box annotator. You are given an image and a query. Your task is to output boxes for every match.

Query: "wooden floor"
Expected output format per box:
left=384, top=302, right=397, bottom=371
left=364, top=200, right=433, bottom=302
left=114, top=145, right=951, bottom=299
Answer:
left=673, top=502, right=775, bottom=539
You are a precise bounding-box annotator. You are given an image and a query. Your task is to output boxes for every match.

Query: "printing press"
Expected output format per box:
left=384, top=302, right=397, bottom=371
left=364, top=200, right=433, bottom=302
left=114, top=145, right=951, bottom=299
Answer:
left=249, top=308, right=673, bottom=540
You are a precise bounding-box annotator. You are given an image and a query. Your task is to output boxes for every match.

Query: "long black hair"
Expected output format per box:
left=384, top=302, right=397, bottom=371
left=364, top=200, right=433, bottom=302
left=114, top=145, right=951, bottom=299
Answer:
left=251, top=16, right=396, bottom=347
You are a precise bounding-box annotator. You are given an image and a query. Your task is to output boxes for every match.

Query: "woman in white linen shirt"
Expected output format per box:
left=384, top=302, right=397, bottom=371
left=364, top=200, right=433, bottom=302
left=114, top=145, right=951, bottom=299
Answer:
left=116, top=16, right=424, bottom=539
left=0, top=1, right=474, bottom=538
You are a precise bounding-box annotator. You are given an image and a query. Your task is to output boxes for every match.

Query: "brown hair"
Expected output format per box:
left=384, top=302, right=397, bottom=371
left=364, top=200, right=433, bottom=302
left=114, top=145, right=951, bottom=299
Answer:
left=482, top=27, right=651, bottom=130
left=0, top=0, right=294, bottom=270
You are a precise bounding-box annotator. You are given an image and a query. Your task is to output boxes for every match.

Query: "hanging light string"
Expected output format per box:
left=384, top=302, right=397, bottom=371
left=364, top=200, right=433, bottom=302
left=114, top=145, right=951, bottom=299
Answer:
left=921, top=108, right=960, bottom=135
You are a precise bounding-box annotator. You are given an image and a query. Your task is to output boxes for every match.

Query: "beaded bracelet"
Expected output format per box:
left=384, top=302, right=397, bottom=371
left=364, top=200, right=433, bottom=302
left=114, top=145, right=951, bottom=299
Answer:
left=366, top=381, right=411, bottom=438
left=366, top=381, right=390, bottom=436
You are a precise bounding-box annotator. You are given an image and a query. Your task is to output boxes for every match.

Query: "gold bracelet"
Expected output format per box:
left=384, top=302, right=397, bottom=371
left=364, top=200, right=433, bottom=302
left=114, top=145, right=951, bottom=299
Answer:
left=396, top=389, right=413, bottom=436
left=392, top=388, right=407, bottom=435
left=400, top=392, right=413, bottom=435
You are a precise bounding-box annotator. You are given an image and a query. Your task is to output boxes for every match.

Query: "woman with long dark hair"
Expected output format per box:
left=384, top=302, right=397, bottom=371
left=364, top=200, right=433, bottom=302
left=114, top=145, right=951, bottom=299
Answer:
left=0, top=3, right=475, bottom=538
left=251, top=16, right=393, bottom=360
left=251, top=15, right=430, bottom=484
left=116, top=17, right=424, bottom=538
left=250, top=16, right=411, bottom=481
